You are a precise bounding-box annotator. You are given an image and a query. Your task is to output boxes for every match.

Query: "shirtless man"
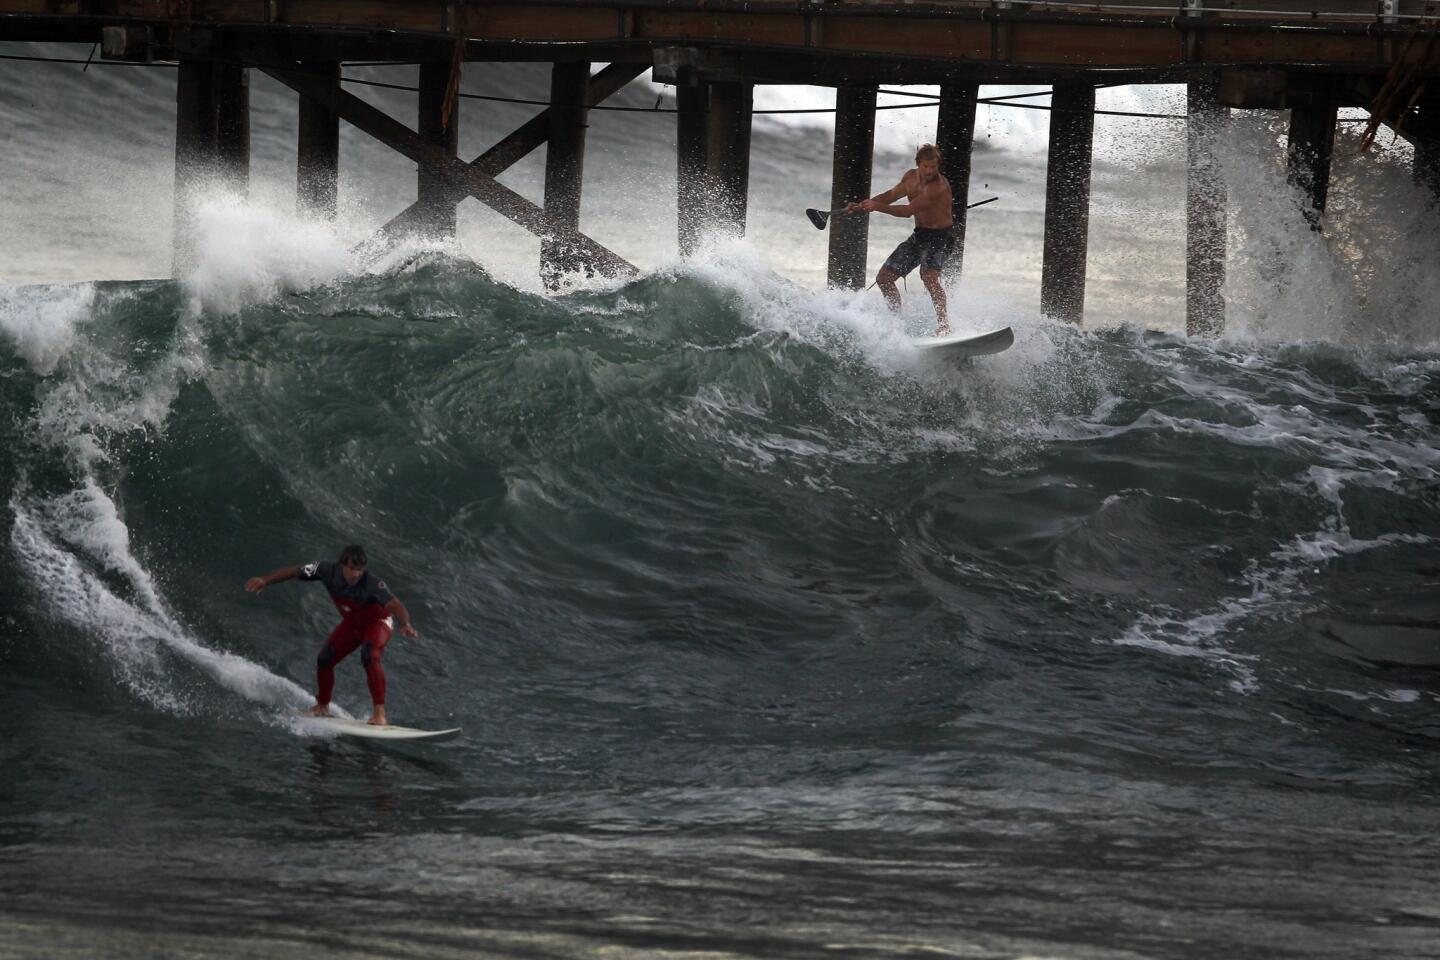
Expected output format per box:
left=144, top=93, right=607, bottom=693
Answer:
left=245, top=544, right=418, bottom=726
left=847, top=143, right=956, bottom=336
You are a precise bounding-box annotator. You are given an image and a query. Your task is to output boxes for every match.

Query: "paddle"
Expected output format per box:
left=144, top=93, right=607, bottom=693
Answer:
left=806, top=195, right=998, bottom=230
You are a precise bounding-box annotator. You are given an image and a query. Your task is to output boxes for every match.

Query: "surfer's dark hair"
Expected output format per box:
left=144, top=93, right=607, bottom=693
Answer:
left=916, top=143, right=941, bottom=164
left=339, top=544, right=368, bottom=568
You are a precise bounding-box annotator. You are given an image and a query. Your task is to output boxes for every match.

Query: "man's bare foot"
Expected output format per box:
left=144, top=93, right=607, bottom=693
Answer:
left=306, top=703, right=332, bottom=717
left=935, top=323, right=951, bottom=338
left=368, top=707, right=388, bottom=726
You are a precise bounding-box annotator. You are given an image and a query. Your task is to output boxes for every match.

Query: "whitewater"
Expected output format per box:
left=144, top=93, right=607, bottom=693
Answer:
left=2, top=43, right=1438, bottom=960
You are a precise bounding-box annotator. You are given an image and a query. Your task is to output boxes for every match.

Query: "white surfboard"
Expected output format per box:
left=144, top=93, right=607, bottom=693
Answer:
left=296, top=714, right=462, bottom=742
left=913, top=325, right=1014, bottom=359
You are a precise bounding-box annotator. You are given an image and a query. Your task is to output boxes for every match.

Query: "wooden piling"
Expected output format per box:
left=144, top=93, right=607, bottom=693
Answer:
left=1040, top=83, right=1095, bottom=324
left=296, top=61, right=340, bottom=220
left=417, top=60, right=459, bottom=237
left=1412, top=93, right=1440, bottom=206
left=706, top=80, right=753, bottom=236
left=936, top=80, right=979, bottom=283
left=827, top=85, right=876, bottom=290
left=173, top=59, right=217, bottom=276
left=214, top=61, right=250, bottom=195
left=1186, top=73, right=1227, bottom=337
left=1286, top=82, right=1337, bottom=229
left=676, top=70, right=709, bottom=257
left=541, top=60, right=591, bottom=287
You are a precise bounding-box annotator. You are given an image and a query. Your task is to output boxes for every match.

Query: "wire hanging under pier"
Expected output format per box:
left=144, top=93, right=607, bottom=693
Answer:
left=0, top=51, right=1390, bottom=124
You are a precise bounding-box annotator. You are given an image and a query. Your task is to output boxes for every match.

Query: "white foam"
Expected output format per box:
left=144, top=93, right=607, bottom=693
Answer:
left=1112, top=603, right=1263, bottom=695
left=667, top=235, right=1111, bottom=445
left=4, top=280, right=320, bottom=718
left=1100, top=340, right=1436, bottom=689
left=675, top=234, right=1055, bottom=373
left=1112, top=513, right=1432, bottom=694
left=10, top=484, right=314, bottom=716
left=25, top=316, right=202, bottom=470
left=0, top=281, right=93, bottom=375
left=1219, top=115, right=1440, bottom=349
left=183, top=193, right=354, bottom=316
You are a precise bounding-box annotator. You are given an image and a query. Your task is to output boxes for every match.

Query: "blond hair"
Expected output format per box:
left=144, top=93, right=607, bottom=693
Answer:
left=915, top=143, right=942, bottom=164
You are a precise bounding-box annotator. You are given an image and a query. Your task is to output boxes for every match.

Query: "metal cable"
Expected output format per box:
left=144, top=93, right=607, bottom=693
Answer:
left=0, top=51, right=1391, bottom=123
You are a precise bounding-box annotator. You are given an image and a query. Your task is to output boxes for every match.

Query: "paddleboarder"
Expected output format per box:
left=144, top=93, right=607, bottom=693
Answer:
left=847, top=143, right=955, bottom=336
left=245, top=544, right=418, bottom=726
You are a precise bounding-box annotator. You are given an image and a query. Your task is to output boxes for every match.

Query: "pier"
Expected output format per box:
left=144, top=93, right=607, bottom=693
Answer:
left=5, top=0, right=1440, bottom=332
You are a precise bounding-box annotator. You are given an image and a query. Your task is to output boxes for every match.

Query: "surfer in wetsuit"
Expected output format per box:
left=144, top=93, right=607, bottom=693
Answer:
left=847, top=143, right=956, bottom=336
left=244, top=544, right=418, bottom=726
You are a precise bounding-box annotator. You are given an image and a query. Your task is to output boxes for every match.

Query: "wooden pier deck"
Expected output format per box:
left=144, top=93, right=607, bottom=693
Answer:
left=5, top=0, right=1440, bottom=80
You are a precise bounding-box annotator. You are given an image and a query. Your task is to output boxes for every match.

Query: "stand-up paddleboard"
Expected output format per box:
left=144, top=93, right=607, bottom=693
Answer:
left=295, top=714, right=462, bottom=742
left=914, top=325, right=1014, bottom=359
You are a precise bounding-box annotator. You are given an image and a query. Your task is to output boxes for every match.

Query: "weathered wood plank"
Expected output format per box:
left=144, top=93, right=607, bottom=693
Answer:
left=633, top=12, right=805, bottom=46
left=278, top=0, right=438, bottom=31
left=821, top=18, right=991, bottom=60
left=469, top=7, right=620, bottom=42
left=6, top=0, right=1440, bottom=76
left=1012, top=24, right=1179, bottom=66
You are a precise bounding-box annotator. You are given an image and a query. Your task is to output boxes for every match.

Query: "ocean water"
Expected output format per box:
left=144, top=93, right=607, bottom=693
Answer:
left=2, top=42, right=1440, bottom=960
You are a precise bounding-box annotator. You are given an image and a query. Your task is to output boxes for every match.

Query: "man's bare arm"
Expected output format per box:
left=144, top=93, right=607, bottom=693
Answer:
left=245, top=565, right=300, bottom=593
left=385, top=597, right=419, bottom=638
left=848, top=172, right=913, bottom=212
left=874, top=174, right=912, bottom=205
left=869, top=178, right=953, bottom=222
left=864, top=200, right=916, bottom=218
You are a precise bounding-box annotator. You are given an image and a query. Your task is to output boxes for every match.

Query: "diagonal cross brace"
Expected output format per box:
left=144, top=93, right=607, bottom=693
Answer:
left=361, top=61, right=650, bottom=253
left=258, top=60, right=638, bottom=278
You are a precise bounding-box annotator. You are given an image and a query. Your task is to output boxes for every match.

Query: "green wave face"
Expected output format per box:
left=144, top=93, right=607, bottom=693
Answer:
left=6, top=180, right=1440, bottom=960
left=4, top=258, right=1436, bottom=743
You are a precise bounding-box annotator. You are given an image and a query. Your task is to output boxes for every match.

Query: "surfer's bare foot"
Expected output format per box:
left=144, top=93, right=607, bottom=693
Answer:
left=368, top=707, right=388, bottom=726
left=306, top=703, right=331, bottom=717
left=935, top=324, right=951, bottom=337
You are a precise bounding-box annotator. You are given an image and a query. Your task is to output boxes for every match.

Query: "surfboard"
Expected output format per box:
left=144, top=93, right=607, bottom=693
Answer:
left=913, top=325, right=1014, bottom=359
left=296, top=714, right=462, bottom=742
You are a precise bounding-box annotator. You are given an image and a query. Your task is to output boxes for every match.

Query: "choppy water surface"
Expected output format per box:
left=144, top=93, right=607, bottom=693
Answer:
left=2, top=40, right=1439, bottom=960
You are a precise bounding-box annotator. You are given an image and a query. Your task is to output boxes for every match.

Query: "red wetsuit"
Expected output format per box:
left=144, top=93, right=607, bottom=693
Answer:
left=299, top=560, right=396, bottom=706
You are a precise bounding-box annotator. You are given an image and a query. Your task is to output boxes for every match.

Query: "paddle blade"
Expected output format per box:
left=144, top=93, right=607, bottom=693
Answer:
left=805, top=208, right=830, bottom=230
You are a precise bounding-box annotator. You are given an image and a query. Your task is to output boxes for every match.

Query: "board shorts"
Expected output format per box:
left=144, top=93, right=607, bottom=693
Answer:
left=881, top=226, right=956, bottom=278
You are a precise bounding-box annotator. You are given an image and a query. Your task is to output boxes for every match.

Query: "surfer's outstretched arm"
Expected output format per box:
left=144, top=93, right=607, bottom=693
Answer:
left=244, top=565, right=301, bottom=594
left=847, top=172, right=912, bottom=214
left=863, top=200, right=915, bottom=218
